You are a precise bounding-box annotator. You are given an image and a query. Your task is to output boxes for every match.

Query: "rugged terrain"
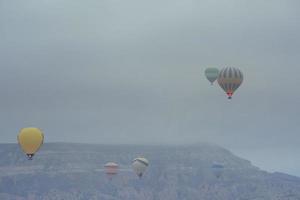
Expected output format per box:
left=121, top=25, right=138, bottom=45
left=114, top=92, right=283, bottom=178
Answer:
left=0, top=143, right=300, bottom=200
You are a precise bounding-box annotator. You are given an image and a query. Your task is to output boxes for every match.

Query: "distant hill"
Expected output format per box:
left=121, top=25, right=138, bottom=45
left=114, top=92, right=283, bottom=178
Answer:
left=0, top=143, right=300, bottom=200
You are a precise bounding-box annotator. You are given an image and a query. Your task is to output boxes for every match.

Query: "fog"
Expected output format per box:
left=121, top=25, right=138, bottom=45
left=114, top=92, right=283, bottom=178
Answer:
left=1, top=0, right=300, bottom=175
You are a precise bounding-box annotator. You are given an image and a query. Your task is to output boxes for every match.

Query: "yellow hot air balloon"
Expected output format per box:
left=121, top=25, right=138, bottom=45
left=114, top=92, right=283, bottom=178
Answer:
left=17, top=127, right=44, bottom=160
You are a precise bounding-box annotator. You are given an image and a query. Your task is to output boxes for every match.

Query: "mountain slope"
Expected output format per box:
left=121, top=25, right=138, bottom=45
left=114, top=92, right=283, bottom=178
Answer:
left=0, top=143, right=299, bottom=200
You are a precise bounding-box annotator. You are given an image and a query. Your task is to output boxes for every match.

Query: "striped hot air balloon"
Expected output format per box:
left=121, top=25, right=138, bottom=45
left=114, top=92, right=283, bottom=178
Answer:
left=217, top=67, right=243, bottom=99
left=104, top=162, right=119, bottom=180
left=132, top=157, right=149, bottom=178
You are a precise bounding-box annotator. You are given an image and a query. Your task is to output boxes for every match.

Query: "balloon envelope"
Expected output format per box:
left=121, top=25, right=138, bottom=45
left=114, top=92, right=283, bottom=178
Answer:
left=205, top=68, right=219, bottom=85
left=104, top=162, right=119, bottom=175
left=211, top=163, right=224, bottom=178
left=18, top=127, right=44, bottom=160
left=217, top=67, right=243, bottom=99
left=132, top=157, right=149, bottom=178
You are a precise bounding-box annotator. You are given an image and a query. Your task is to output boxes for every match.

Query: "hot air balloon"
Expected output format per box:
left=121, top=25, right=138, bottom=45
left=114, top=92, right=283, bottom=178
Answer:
left=132, top=157, right=149, bottom=178
left=211, top=163, right=224, bottom=178
left=17, top=127, right=44, bottom=160
left=104, top=162, right=119, bottom=180
left=217, top=67, right=243, bottom=99
left=205, top=68, right=219, bottom=85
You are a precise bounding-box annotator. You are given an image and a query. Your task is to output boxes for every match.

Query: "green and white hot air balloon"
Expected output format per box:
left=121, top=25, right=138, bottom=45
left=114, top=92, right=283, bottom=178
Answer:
left=205, top=68, right=219, bottom=85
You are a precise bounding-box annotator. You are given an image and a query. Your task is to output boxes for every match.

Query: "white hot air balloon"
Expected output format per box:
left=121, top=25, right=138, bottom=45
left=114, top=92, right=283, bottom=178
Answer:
left=132, top=157, right=149, bottom=178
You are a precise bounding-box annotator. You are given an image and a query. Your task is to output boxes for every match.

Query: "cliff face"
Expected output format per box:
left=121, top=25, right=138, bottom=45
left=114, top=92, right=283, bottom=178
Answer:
left=0, top=143, right=299, bottom=200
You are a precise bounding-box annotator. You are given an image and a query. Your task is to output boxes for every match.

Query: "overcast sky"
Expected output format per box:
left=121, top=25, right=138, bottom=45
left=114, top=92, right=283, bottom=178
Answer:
left=1, top=0, right=300, bottom=175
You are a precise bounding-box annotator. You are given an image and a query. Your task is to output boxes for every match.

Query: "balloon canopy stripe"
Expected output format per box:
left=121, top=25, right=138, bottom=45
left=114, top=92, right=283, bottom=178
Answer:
left=134, top=159, right=149, bottom=166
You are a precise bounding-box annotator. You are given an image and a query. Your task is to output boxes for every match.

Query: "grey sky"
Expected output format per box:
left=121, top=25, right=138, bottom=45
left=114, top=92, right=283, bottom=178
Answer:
left=1, top=0, right=300, bottom=175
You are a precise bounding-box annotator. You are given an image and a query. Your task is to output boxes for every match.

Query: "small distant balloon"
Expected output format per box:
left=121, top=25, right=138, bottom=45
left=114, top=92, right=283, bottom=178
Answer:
left=211, top=163, right=224, bottom=178
left=132, top=157, right=149, bottom=178
left=205, top=68, right=219, bottom=85
left=104, top=162, right=119, bottom=180
left=217, top=67, right=243, bottom=99
left=17, top=127, right=44, bottom=160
